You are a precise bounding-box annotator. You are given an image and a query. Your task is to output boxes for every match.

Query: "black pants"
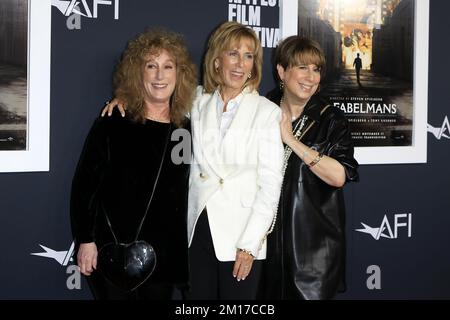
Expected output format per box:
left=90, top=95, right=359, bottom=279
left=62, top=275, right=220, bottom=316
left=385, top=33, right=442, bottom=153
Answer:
left=87, top=272, right=174, bottom=300
left=186, top=211, right=262, bottom=300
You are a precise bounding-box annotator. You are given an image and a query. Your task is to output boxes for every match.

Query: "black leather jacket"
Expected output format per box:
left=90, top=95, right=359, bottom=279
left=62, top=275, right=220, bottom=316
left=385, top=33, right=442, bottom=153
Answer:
left=265, top=92, right=359, bottom=300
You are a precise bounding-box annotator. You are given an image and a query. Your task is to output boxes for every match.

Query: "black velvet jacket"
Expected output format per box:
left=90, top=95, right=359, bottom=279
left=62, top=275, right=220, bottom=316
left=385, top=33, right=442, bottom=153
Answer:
left=70, top=111, right=190, bottom=285
left=265, top=91, right=359, bottom=300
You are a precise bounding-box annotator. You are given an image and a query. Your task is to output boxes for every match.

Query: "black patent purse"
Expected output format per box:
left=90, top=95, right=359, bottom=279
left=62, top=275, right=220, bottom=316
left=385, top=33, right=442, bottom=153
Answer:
left=97, top=124, right=171, bottom=292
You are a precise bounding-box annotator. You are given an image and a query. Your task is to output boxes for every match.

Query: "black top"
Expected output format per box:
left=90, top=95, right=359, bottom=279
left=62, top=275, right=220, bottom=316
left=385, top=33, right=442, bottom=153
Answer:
left=70, top=111, right=190, bottom=285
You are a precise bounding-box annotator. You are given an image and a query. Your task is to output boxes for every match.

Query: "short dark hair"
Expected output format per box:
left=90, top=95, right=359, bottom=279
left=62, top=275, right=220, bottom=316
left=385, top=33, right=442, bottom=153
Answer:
left=274, top=36, right=326, bottom=78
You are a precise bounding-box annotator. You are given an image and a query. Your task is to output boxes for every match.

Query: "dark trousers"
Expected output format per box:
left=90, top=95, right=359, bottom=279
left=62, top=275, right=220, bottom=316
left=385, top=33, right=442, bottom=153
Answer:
left=186, top=211, right=262, bottom=300
left=87, top=272, right=174, bottom=300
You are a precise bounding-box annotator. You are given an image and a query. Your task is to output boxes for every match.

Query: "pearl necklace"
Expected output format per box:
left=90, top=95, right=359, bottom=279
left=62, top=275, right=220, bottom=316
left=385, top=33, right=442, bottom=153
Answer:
left=282, top=115, right=308, bottom=174
left=265, top=108, right=308, bottom=237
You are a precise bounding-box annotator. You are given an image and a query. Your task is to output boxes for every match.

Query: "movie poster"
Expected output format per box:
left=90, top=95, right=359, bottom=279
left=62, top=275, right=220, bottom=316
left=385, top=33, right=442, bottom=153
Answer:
left=0, top=0, right=28, bottom=150
left=0, top=0, right=50, bottom=172
left=296, top=0, right=415, bottom=147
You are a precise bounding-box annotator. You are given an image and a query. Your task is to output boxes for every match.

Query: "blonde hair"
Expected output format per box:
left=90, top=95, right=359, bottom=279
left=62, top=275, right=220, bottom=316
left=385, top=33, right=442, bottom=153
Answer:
left=203, top=21, right=262, bottom=93
left=113, top=28, right=197, bottom=127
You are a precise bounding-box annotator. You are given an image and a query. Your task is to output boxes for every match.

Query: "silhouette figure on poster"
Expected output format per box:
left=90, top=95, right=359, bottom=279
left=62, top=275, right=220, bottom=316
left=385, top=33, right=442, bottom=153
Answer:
left=353, top=53, right=362, bottom=87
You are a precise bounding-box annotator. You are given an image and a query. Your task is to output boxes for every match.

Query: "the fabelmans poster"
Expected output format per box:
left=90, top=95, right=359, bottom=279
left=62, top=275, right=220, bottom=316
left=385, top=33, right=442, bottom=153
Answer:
left=281, top=0, right=428, bottom=164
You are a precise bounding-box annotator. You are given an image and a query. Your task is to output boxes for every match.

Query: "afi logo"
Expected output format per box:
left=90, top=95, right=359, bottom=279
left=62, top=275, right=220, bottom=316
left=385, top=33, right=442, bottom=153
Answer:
left=428, top=116, right=450, bottom=140
left=52, top=0, right=119, bottom=19
left=366, top=265, right=381, bottom=290
left=356, top=213, right=412, bottom=240
left=31, top=241, right=75, bottom=266
left=31, top=241, right=81, bottom=290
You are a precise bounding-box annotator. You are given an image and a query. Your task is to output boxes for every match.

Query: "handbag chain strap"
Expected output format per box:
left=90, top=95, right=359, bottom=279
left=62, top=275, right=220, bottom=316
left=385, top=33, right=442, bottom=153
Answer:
left=103, top=123, right=172, bottom=244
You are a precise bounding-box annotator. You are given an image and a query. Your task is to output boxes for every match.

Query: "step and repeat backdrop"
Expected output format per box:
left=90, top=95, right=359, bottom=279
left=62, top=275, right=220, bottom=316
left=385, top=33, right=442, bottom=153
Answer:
left=0, top=0, right=449, bottom=299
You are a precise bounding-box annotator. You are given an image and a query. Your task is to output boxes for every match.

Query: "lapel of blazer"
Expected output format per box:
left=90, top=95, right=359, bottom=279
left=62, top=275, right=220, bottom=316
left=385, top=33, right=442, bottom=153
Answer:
left=219, top=89, right=260, bottom=177
left=198, top=90, right=225, bottom=178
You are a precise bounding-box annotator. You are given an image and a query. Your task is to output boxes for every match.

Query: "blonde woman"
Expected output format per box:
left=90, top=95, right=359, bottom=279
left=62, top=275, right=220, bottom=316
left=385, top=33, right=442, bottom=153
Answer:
left=186, top=22, right=283, bottom=299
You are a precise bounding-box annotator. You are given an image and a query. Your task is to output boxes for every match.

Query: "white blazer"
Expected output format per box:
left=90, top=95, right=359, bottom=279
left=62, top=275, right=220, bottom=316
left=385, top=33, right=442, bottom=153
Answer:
left=188, top=86, right=284, bottom=261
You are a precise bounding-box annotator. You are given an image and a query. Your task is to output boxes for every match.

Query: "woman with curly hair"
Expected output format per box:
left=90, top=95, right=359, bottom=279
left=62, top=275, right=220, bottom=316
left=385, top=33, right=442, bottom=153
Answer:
left=70, top=28, right=197, bottom=300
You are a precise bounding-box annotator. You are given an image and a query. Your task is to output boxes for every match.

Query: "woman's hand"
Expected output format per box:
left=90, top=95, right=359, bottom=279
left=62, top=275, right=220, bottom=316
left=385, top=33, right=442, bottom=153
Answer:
left=232, top=249, right=254, bottom=281
left=280, top=109, right=296, bottom=146
left=77, top=242, right=98, bottom=276
left=101, top=98, right=127, bottom=117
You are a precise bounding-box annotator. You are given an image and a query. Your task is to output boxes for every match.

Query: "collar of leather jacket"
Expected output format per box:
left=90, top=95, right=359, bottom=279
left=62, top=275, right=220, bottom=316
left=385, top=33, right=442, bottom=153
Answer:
left=301, top=95, right=331, bottom=122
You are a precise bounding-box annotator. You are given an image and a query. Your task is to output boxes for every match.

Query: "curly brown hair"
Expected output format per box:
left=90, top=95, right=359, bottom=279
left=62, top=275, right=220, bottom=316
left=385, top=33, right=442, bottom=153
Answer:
left=113, top=28, right=197, bottom=127
left=203, top=21, right=262, bottom=94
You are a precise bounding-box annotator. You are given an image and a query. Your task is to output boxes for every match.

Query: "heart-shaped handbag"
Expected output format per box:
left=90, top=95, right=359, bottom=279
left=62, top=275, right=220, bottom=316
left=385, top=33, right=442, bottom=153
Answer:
left=96, top=124, right=171, bottom=292
left=97, top=240, right=156, bottom=291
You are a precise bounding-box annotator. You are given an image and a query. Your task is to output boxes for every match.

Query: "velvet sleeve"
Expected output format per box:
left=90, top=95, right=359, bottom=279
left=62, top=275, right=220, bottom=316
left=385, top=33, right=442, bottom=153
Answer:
left=70, top=117, right=109, bottom=244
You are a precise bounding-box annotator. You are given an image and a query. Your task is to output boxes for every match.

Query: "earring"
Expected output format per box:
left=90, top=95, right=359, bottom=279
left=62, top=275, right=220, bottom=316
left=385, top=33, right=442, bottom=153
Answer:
left=248, top=72, right=252, bottom=79
left=279, top=80, right=284, bottom=90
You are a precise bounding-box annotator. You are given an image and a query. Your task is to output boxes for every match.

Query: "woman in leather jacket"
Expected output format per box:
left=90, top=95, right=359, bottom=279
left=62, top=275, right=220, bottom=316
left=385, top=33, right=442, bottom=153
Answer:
left=264, top=36, right=359, bottom=300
